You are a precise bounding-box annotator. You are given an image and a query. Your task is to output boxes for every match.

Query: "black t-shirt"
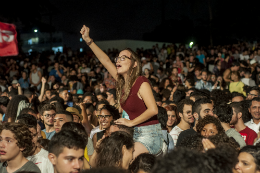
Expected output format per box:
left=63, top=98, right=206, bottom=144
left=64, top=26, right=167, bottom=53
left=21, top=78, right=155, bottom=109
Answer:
left=176, top=128, right=197, bottom=147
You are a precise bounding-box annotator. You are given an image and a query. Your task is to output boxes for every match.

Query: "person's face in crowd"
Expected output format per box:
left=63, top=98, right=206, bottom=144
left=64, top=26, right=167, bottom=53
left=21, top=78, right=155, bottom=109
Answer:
left=0, top=130, right=24, bottom=161
left=98, top=109, right=113, bottom=130
left=201, top=123, right=218, bottom=138
left=116, top=50, right=136, bottom=76
left=144, top=69, right=149, bottom=75
left=231, top=73, right=238, bottom=81
left=247, top=90, right=259, bottom=100
left=189, top=55, right=194, bottom=62
left=233, top=65, right=240, bottom=72
left=186, top=90, right=194, bottom=97
left=86, top=109, right=93, bottom=122
left=59, top=90, right=69, bottom=102
left=172, top=68, right=178, bottom=77
left=106, top=92, right=114, bottom=103
left=54, top=114, right=69, bottom=133
left=217, top=53, right=221, bottom=57
left=153, top=86, right=160, bottom=93
left=156, top=101, right=162, bottom=107
left=164, top=79, right=170, bottom=88
left=42, top=110, right=55, bottom=126
left=61, top=76, right=67, bottom=82
left=54, top=63, right=59, bottom=69
left=100, top=84, right=106, bottom=93
left=230, top=107, right=240, bottom=126
left=232, top=96, right=244, bottom=102
left=180, top=104, right=194, bottom=124
left=22, top=72, right=27, bottom=79
left=211, top=75, right=216, bottom=83
left=29, top=127, right=38, bottom=150
left=210, top=49, right=214, bottom=55
left=157, top=69, right=162, bottom=75
left=167, top=110, right=176, bottom=127
left=197, top=50, right=201, bottom=55
left=49, top=147, right=84, bottom=173
left=81, top=75, right=86, bottom=82
left=12, top=83, right=17, bottom=89
left=249, top=101, right=260, bottom=121
left=83, top=96, right=92, bottom=104
left=201, top=72, right=208, bottom=81
left=195, top=70, right=201, bottom=77
left=97, top=95, right=104, bottom=102
left=235, top=152, right=260, bottom=173
left=198, top=103, right=214, bottom=119
left=121, top=146, right=134, bottom=169
left=31, top=64, right=36, bottom=71
left=73, top=114, right=80, bottom=123
left=70, top=70, right=76, bottom=76
left=46, top=90, right=51, bottom=100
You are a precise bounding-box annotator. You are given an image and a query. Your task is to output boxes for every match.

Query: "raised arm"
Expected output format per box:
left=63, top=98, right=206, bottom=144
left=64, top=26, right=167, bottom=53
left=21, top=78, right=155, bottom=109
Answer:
left=80, top=25, right=117, bottom=80
left=39, top=77, right=46, bottom=102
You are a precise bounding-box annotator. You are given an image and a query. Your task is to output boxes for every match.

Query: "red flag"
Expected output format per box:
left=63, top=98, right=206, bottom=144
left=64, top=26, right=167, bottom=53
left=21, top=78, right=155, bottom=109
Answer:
left=0, top=22, right=18, bottom=57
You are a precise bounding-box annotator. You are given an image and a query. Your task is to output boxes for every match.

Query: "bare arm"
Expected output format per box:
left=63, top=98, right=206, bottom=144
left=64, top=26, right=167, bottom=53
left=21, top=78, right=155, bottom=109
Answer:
left=79, top=103, right=93, bottom=136
left=223, top=69, right=231, bottom=83
left=17, top=84, right=23, bottom=95
left=39, top=77, right=46, bottom=102
left=80, top=25, right=117, bottom=80
left=115, top=82, right=158, bottom=127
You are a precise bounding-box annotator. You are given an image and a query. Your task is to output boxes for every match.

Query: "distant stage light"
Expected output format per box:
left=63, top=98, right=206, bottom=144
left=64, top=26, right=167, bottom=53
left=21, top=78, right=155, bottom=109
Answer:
left=189, top=42, right=194, bottom=48
left=34, top=29, right=38, bottom=33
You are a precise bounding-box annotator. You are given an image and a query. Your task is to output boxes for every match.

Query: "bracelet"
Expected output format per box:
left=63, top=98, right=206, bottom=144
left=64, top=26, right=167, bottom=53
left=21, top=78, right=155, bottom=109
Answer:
left=86, top=38, right=93, bottom=46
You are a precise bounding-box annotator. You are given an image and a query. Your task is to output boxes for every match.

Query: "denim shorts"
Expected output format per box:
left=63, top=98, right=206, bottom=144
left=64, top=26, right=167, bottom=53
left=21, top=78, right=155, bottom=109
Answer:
left=133, top=123, right=163, bottom=155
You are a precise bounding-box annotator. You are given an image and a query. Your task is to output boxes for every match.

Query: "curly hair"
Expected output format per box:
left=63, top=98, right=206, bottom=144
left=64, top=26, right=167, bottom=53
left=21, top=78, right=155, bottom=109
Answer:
left=214, top=103, right=233, bottom=123
left=40, top=104, right=56, bottom=116
left=0, top=122, right=33, bottom=157
left=95, top=131, right=134, bottom=168
left=196, top=115, right=225, bottom=135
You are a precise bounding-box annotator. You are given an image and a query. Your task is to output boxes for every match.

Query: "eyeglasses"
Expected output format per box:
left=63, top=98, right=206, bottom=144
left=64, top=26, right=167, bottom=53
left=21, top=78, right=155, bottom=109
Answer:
left=114, top=55, right=131, bottom=63
left=97, top=115, right=112, bottom=119
left=248, top=93, right=259, bottom=97
left=44, top=114, right=56, bottom=118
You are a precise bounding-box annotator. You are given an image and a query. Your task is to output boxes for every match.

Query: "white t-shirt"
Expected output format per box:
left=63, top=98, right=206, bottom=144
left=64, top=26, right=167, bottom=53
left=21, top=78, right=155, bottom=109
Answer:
left=90, top=126, right=103, bottom=139
left=245, top=119, right=260, bottom=134
left=240, top=54, right=250, bottom=61
left=241, top=78, right=256, bottom=87
left=169, top=126, right=183, bottom=146
left=27, top=148, right=54, bottom=173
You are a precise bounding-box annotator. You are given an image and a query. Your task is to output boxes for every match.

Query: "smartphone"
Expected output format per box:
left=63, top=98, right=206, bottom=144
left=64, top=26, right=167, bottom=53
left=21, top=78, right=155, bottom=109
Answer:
left=68, top=90, right=70, bottom=92
left=67, top=101, right=73, bottom=107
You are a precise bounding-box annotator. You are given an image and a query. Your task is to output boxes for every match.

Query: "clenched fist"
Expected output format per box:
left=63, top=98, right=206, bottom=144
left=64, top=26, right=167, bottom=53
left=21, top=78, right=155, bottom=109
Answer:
left=80, top=25, right=91, bottom=42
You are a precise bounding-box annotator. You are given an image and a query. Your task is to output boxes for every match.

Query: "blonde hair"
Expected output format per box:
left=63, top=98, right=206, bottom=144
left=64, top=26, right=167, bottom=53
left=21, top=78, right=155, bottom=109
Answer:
left=116, top=48, right=142, bottom=106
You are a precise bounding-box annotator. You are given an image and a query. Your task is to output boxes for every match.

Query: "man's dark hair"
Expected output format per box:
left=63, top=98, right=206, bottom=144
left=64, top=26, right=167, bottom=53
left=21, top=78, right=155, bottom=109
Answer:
left=248, top=86, right=260, bottom=95
left=185, top=78, right=195, bottom=87
left=99, top=104, right=120, bottom=120
left=59, top=87, right=68, bottom=94
left=96, top=100, right=109, bottom=110
left=201, top=70, right=208, bottom=75
left=173, top=90, right=186, bottom=103
left=17, top=114, right=37, bottom=130
left=248, top=97, right=260, bottom=108
left=20, top=108, right=37, bottom=116
left=48, top=130, right=86, bottom=157
left=231, top=92, right=245, bottom=99
left=177, top=99, right=194, bottom=114
left=230, top=102, right=251, bottom=123
left=129, top=153, right=156, bottom=173
left=55, top=110, right=73, bottom=122
left=214, top=103, right=233, bottom=123
left=8, top=89, right=18, bottom=97
left=80, top=92, right=97, bottom=103
left=97, top=92, right=107, bottom=100
left=232, top=61, right=240, bottom=67
left=61, top=122, right=88, bottom=145
left=23, top=89, right=34, bottom=99
left=192, top=98, right=212, bottom=115
left=110, top=121, right=134, bottom=137
left=49, top=96, right=65, bottom=105
left=0, top=96, right=9, bottom=107
left=40, top=104, right=56, bottom=116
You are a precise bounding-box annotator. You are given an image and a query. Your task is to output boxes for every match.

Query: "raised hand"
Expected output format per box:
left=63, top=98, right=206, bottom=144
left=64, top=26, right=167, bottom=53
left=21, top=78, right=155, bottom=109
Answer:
left=41, top=77, right=46, bottom=84
left=80, top=25, right=91, bottom=42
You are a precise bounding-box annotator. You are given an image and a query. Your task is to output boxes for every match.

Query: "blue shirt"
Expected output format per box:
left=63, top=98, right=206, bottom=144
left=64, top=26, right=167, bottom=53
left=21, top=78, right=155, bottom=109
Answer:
left=49, top=69, right=64, bottom=82
left=195, top=79, right=213, bottom=91
left=2, top=114, right=5, bottom=122
left=196, top=54, right=205, bottom=64
left=42, top=129, right=56, bottom=140
left=18, top=78, right=30, bottom=89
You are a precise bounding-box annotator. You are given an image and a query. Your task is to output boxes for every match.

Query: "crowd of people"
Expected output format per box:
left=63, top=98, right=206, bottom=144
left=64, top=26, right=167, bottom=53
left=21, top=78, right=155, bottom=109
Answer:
left=1, top=25, right=260, bottom=173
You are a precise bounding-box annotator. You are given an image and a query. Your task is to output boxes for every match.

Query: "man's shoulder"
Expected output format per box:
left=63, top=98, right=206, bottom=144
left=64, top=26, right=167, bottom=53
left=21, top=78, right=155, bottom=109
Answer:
left=20, top=161, right=41, bottom=172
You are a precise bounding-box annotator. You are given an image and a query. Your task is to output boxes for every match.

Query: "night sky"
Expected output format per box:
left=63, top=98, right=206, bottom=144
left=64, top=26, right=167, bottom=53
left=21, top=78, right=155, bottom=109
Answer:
left=41, top=0, right=209, bottom=41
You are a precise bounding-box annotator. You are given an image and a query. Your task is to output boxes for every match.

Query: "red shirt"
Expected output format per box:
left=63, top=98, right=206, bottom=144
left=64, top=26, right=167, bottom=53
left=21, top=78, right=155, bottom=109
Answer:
left=121, top=76, right=159, bottom=127
left=239, top=126, right=257, bottom=145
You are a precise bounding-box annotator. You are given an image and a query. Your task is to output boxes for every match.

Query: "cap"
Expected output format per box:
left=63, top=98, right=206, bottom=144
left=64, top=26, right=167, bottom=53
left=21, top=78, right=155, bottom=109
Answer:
left=12, top=80, right=18, bottom=84
left=77, top=89, right=84, bottom=95
left=66, top=107, right=83, bottom=121
left=141, top=57, right=146, bottom=61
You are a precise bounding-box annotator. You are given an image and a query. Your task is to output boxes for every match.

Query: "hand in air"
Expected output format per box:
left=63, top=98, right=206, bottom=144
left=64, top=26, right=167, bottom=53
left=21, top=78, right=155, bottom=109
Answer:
left=80, top=25, right=91, bottom=42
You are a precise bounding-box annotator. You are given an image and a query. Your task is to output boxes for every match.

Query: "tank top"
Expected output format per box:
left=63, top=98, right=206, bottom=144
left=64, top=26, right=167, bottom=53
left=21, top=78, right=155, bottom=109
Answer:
left=32, top=71, right=40, bottom=84
left=121, top=76, right=159, bottom=127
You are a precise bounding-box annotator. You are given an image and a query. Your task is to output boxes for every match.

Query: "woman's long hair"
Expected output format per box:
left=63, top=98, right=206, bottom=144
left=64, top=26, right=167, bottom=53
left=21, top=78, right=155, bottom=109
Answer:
left=6, top=95, right=29, bottom=122
left=116, top=48, right=141, bottom=105
left=95, top=131, right=134, bottom=168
